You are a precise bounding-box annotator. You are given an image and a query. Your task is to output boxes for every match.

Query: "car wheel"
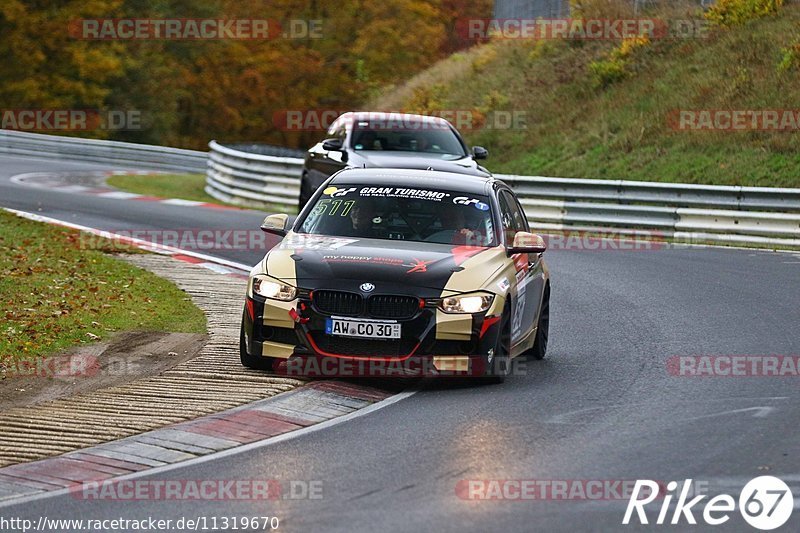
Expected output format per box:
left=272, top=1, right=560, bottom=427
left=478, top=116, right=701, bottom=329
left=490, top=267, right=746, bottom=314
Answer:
left=482, top=304, right=511, bottom=383
left=528, top=286, right=550, bottom=360
left=239, top=315, right=277, bottom=371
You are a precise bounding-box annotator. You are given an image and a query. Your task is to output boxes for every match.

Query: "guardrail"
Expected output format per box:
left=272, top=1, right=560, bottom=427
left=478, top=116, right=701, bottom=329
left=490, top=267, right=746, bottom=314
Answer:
left=0, top=130, right=206, bottom=172
left=503, top=175, right=800, bottom=247
left=205, top=140, right=304, bottom=210
left=503, top=175, right=800, bottom=212
left=3, top=131, right=797, bottom=248
left=207, top=142, right=800, bottom=248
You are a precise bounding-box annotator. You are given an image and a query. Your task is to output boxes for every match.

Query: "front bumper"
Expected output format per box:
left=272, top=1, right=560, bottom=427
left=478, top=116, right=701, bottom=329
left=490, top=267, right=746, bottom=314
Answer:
left=242, top=293, right=503, bottom=377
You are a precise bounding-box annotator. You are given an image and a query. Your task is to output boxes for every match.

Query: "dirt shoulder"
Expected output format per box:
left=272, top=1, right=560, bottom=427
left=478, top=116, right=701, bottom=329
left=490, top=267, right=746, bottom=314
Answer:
left=1, top=208, right=208, bottom=411
left=0, top=330, right=207, bottom=410
left=0, top=253, right=303, bottom=468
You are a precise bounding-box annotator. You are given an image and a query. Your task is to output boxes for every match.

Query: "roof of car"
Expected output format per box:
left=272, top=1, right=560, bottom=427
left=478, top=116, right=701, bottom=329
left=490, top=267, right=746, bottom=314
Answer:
left=339, top=111, right=451, bottom=125
left=329, top=168, right=497, bottom=195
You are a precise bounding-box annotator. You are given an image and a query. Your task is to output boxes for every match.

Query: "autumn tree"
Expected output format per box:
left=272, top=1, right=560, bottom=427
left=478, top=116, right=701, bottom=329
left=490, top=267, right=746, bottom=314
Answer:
left=1, top=0, right=492, bottom=148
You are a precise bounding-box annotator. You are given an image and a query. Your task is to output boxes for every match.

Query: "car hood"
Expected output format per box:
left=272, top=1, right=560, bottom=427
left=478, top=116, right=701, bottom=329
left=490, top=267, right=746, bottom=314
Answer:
left=262, top=234, right=504, bottom=295
left=356, top=152, right=489, bottom=177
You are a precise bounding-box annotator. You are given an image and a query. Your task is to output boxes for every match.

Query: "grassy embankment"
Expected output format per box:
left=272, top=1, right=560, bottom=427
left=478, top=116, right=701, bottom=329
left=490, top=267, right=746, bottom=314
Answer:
left=0, top=210, right=206, bottom=365
left=371, top=3, right=800, bottom=187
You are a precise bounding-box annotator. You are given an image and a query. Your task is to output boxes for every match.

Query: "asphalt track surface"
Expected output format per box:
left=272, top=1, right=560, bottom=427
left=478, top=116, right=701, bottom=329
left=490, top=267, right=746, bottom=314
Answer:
left=1, top=154, right=799, bottom=532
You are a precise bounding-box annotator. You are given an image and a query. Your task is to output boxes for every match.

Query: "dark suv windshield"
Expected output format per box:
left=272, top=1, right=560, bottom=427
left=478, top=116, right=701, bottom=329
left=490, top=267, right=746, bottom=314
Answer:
left=298, top=184, right=496, bottom=246
left=350, top=120, right=467, bottom=157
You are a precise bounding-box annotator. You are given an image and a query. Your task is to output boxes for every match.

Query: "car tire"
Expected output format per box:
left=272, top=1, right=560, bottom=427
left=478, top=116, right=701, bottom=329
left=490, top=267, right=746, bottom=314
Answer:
left=239, top=315, right=277, bottom=371
left=482, top=303, right=511, bottom=383
left=528, top=285, right=550, bottom=361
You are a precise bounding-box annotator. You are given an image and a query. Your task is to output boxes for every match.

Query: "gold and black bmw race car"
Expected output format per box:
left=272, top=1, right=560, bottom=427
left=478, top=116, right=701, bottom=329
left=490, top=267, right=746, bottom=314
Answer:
left=240, top=168, right=550, bottom=382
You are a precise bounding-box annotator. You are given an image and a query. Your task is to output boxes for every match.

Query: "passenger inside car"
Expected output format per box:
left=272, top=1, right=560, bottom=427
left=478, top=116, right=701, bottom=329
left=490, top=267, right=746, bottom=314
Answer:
left=439, top=203, right=487, bottom=246
left=353, top=130, right=382, bottom=150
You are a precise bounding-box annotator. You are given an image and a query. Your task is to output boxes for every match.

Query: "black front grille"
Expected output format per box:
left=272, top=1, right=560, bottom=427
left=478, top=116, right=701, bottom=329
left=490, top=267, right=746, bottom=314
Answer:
left=367, top=295, right=420, bottom=320
left=312, top=290, right=363, bottom=316
left=310, top=333, right=417, bottom=357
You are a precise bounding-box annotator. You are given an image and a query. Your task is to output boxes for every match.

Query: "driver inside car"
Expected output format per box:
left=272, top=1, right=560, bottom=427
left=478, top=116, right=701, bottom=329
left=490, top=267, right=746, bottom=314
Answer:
left=441, top=203, right=486, bottom=246
left=342, top=202, right=383, bottom=238
left=353, top=130, right=378, bottom=150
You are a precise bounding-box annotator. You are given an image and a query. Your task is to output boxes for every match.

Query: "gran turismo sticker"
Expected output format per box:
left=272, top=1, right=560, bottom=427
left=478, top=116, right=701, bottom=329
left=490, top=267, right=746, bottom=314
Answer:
left=359, top=187, right=449, bottom=201
left=280, top=235, right=357, bottom=250
left=497, top=278, right=511, bottom=292
left=323, top=186, right=357, bottom=197
left=452, top=196, right=480, bottom=206
left=452, top=197, right=490, bottom=210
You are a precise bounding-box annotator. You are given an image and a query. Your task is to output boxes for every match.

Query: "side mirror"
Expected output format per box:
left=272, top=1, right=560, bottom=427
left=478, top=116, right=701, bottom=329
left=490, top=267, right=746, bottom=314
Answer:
left=507, top=231, right=546, bottom=256
left=261, top=213, right=291, bottom=236
left=322, top=138, right=344, bottom=151
left=472, top=146, right=488, bottom=160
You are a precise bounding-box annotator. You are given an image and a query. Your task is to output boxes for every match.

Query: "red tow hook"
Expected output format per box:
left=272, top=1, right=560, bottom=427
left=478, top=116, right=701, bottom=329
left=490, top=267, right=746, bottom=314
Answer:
left=289, top=307, right=309, bottom=324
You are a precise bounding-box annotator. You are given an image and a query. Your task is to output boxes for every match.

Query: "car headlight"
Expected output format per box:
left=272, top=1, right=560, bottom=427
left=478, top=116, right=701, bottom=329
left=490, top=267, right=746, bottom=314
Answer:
left=252, top=275, right=297, bottom=301
left=440, top=292, right=494, bottom=314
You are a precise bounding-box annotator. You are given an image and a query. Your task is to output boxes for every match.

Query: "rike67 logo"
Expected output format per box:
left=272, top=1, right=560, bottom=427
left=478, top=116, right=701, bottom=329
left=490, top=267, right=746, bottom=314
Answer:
left=623, top=477, right=793, bottom=530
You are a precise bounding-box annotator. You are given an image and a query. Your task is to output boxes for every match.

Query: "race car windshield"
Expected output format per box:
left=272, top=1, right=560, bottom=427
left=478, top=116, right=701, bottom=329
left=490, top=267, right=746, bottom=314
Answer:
left=298, top=185, right=497, bottom=246
left=350, top=121, right=467, bottom=158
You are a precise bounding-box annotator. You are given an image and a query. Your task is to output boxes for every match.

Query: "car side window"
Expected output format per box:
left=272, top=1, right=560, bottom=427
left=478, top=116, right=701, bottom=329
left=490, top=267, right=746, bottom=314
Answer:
left=510, top=194, right=529, bottom=233
left=326, top=118, right=340, bottom=136
left=497, top=192, right=516, bottom=245
left=325, top=118, right=348, bottom=140
left=335, top=123, right=347, bottom=141
left=499, top=191, right=527, bottom=243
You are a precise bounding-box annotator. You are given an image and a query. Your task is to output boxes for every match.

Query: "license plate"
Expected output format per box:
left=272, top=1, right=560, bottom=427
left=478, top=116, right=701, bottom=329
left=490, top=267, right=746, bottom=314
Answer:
left=325, top=318, right=401, bottom=339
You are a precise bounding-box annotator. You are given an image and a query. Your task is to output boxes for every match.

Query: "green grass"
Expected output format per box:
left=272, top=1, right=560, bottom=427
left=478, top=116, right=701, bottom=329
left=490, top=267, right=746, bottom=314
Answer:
left=0, top=210, right=206, bottom=363
left=108, top=173, right=298, bottom=213
left=106, top=173, right=228, bottom=205
left=371, top=5, right=800, bottom=187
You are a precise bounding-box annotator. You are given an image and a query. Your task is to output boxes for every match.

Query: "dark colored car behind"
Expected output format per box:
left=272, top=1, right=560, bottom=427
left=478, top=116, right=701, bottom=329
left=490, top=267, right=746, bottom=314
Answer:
left=298, top=112, right=491, bottom=209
